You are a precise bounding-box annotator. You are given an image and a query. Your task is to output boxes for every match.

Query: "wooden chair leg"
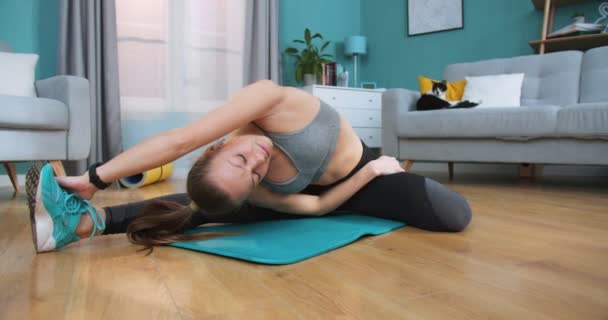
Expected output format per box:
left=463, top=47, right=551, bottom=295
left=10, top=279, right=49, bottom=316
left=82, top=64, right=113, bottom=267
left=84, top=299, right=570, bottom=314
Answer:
left=49, top=160, right=66, bottom=177
left=402, top=160, right=414, bottom=172
left=448, top=162, right=454, bottom=181
left=2, top=162, right=19, bottom=194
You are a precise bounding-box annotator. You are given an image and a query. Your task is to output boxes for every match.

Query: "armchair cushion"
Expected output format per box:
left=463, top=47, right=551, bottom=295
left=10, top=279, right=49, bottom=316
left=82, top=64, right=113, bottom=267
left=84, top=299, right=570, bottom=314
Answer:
left=0, top=95, right=68, bottom=130
left=0, top=52, right=38, bottom=97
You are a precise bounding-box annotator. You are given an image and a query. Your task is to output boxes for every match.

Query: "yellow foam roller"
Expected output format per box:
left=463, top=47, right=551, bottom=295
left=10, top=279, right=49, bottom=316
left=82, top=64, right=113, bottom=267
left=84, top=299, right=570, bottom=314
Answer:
left=118, top=163, right=174, bottom=189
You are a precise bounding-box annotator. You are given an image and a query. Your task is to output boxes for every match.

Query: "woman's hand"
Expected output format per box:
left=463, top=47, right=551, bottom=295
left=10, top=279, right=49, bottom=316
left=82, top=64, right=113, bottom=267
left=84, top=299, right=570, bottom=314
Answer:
left=54, top=173, right=99, bottom=200
left=366, top=156, right=406, bottom=176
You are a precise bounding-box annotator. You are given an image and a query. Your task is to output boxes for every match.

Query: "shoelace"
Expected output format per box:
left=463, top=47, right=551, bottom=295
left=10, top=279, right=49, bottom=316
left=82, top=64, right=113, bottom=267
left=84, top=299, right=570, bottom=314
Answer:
left=62, top=193, right=106, bottom=239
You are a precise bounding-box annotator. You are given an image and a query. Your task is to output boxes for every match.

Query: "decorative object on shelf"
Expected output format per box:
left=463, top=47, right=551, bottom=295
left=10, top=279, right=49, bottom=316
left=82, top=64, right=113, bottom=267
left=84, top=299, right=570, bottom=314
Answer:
left=337, top=70, right=349, bottom=87
left=344, top=35, right=367, bottom=88
left=407, top=0, right=464, bottom=36
left=284, top=28, right=333, bottom=85
left=595, top=2, right=608, bottom=26
left=548, top=21, right=604, bottom=38
left=360, top=82, right=377, bottom=89
left=596, top=2, right=608, bottom=21
left=572, top=12, right=586, bottom=24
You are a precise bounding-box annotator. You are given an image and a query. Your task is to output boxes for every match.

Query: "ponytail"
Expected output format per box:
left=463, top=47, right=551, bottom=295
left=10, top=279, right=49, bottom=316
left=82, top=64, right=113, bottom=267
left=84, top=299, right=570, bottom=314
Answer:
left=127, top=148, right=243, bottom=254
left=126, top=199, right=235, bottom=254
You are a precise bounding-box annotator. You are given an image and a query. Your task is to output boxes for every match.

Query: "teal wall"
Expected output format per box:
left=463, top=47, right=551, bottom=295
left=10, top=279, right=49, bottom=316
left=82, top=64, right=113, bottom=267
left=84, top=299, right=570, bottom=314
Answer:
left=0, top=0, right=59, bottom=80
left=360, top=0, right=601, bottom=90
left=0, top=0, right=59, bottom=176
left=280, top=0, right=361, bottom=86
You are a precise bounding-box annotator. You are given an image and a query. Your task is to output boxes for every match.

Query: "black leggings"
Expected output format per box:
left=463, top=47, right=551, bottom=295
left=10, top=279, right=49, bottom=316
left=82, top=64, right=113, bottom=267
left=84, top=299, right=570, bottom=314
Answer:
left=103, top=143, right=472, bottom=234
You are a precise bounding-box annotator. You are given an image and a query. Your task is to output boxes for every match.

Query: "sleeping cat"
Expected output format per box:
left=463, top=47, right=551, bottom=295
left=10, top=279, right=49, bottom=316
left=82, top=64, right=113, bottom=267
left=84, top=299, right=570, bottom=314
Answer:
left=416, top=80, right=478, bottom=111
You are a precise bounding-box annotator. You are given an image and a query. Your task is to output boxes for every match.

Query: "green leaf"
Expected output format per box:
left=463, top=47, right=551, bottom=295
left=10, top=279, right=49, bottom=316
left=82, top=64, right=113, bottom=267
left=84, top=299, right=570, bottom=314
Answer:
left=293, top=40, right=305, bottom=44
left=304, top=28, right=311, bottom=45
left=284, top=47, right=298, bottom=54
left=312, top=33, right=323, bottom=40
left=320, top=41, right=330, bottom=52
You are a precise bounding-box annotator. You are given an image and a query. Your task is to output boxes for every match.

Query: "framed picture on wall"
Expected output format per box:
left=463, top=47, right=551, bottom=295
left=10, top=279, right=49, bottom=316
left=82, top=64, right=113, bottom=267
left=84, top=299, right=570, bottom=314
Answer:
left=407, top=0, right=464, bottom=36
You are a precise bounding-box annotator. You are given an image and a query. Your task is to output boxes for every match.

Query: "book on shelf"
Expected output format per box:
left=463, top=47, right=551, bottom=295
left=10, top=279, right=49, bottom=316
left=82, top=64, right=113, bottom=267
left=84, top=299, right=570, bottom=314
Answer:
left=548, top=22, right=605, bottom=38
left=321, top=62, right=337, bottom=86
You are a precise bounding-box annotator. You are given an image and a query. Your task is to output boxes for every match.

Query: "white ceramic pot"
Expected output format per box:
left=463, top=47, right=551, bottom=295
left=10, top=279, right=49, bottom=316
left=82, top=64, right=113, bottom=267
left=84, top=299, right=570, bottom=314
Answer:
left=304, top=73, right=317, bottom=86
left=573, top=16, right=585, bottom=24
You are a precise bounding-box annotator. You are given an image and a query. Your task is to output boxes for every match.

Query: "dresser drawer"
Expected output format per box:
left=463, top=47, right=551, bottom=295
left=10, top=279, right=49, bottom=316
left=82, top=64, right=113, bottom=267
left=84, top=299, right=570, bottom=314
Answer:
left=337, top=108, right=381, bottom=128
left=315, top=88, right=381, bottom=109
left=354, top=128, right=382, bottom=148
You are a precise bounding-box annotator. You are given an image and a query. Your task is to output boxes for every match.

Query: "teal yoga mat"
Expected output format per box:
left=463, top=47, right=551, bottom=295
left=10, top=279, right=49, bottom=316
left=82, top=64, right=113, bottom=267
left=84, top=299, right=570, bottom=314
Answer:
left=168, top=214, right=405, bottom=265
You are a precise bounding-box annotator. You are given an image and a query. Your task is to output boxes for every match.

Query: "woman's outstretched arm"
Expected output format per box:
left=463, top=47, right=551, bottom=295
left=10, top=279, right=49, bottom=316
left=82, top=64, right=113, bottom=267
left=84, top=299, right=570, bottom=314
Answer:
left=248, top=156, right=404, bottom=216
left=58, top=80, right=284, bottom=199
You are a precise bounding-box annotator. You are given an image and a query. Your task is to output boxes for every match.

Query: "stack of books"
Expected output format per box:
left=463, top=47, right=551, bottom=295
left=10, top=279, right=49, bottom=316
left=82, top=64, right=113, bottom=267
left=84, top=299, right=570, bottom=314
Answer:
left=321, top=62, right=337, bottom=86
left=548, top=22, right=605, bottom=38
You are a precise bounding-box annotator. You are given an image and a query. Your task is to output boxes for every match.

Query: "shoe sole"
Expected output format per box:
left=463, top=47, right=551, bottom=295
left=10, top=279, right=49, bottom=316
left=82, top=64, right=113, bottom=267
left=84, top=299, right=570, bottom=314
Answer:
left=26, top=161, right=48, bottom=253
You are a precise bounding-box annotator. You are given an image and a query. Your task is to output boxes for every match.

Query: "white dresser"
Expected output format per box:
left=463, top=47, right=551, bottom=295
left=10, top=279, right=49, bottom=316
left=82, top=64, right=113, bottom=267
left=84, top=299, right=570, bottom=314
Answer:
left=303, top=85, right=385, bottom=148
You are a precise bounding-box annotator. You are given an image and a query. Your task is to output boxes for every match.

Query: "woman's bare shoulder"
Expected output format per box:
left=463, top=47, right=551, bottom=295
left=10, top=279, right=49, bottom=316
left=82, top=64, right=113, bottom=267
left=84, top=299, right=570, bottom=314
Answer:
left=255, top=86, right=320, bottom=132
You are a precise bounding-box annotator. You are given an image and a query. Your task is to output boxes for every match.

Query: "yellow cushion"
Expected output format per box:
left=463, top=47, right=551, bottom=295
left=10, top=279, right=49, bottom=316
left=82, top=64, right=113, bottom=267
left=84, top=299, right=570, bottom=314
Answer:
left=418, top=75, right=467, bottom=101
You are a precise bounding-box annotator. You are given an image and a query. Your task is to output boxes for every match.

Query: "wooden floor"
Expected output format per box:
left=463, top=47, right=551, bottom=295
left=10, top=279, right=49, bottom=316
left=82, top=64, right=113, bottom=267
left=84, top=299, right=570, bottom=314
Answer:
left=0, top=173, right=607, bottom=319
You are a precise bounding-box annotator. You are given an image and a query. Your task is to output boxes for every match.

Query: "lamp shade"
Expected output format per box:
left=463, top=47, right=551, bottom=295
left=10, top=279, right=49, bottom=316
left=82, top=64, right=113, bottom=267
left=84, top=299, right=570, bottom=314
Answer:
left=344, top=35, right=367, bottom=56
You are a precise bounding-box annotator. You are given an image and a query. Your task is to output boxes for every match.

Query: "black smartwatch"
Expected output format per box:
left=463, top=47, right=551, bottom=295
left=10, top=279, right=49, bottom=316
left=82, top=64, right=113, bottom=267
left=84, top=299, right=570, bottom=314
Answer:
left=88, top=162, right=112, bottom=190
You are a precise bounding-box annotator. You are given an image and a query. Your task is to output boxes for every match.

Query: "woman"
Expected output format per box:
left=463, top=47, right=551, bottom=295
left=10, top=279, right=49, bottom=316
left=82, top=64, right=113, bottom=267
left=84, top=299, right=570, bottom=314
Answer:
left=27, top=80, right=472, bottom=253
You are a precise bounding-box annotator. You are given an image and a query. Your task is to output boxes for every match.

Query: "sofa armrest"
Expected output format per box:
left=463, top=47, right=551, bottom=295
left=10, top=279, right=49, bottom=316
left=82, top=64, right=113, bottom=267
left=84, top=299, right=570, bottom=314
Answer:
left=36, top=75, right=91, bottom=160
left=381, top=89, right=420, bottom=157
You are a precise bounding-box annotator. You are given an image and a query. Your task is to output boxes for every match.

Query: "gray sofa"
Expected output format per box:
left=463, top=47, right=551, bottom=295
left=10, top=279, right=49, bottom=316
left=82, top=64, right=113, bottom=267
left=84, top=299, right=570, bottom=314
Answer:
left=382, top=46, right=608, bottom=176
left=0, top=40, right=91, bottom=192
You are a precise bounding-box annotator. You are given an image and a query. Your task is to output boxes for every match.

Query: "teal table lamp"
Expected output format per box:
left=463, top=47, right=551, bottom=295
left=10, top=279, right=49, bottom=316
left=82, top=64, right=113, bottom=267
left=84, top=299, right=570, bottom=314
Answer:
left=344, top=35, right=367, bottom=87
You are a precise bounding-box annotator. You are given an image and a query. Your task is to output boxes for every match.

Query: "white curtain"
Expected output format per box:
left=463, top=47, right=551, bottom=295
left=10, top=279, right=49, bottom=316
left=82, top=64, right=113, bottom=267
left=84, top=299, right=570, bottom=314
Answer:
left=116, top=0, right=246, bottom=116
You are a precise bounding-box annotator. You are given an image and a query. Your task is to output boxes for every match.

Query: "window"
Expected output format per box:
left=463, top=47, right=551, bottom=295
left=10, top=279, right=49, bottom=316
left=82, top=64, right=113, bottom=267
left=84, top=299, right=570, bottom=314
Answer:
left=116, top=0, right=246, bottom=115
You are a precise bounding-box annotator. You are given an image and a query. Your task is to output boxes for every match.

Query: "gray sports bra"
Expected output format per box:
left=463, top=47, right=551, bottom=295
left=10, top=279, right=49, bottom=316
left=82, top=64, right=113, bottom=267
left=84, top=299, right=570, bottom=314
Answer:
left=258, top=99, right=340, bottom=194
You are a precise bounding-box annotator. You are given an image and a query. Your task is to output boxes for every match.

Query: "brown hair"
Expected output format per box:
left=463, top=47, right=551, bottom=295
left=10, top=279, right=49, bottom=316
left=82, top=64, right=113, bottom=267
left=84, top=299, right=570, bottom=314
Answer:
left=126, top=150, right=242, bottom=253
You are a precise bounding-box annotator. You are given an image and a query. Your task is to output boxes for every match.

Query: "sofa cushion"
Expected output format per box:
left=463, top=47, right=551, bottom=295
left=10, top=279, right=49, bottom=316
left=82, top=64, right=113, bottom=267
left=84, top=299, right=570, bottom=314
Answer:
left=444, top=51, right=582, bottom=107
left=580, top=46, right=608, bottom=103
left=0, top=95, right=68, bottom=130
left=397, top=105, right=560, bottom=139
left=555, top=102, right=608, bottom=138
left=463, top=73, right=524, bottom=108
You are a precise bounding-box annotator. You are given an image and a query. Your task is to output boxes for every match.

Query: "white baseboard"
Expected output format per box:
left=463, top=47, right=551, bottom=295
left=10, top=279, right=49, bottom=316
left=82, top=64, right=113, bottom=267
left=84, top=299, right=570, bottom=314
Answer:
left=0, top=174, right=26, bottom=188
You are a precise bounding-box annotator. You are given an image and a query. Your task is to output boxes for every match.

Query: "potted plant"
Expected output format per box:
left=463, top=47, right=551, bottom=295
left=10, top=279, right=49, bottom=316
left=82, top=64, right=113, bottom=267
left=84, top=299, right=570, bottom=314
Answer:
left=284, top=28, right=333, bottom=85
left=572, top=12, right=585, bottom=24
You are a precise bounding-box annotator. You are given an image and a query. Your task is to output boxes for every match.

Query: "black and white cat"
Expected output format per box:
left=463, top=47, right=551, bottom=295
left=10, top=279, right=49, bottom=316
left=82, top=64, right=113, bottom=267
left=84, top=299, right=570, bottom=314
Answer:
left=416, top=80, right=478, bottom=111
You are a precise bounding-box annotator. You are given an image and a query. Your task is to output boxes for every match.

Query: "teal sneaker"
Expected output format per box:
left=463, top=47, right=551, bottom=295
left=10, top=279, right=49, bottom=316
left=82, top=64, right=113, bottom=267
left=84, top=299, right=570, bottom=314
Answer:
left=26, top=162, right=106, bottom=253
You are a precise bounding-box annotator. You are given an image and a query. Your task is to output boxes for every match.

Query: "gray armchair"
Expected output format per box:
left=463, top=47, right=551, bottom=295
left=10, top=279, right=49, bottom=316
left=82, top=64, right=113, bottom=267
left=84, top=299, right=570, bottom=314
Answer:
left=0, top=40, right=91, bottom=194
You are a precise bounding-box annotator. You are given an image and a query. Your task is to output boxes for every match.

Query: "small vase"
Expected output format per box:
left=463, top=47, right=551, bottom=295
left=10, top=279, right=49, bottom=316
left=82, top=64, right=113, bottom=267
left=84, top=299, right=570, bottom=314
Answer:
left=304, top=73, right=317, bottom=86
left=572, top=16, right=585, bottom=24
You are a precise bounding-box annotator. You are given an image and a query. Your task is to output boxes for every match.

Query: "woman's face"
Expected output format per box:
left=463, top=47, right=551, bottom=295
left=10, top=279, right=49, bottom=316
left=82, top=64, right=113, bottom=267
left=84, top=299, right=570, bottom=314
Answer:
left=205, top=134, right=274, bottom=201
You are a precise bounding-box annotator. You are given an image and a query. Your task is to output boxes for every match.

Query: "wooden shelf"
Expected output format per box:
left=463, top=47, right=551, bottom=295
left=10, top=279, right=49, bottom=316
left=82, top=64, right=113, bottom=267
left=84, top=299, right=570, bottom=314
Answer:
left=529, top=33, right=608, bottom=53
left=532, top=0, right=602, bottom=53
left=531, top=0, right=592, bottom=10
